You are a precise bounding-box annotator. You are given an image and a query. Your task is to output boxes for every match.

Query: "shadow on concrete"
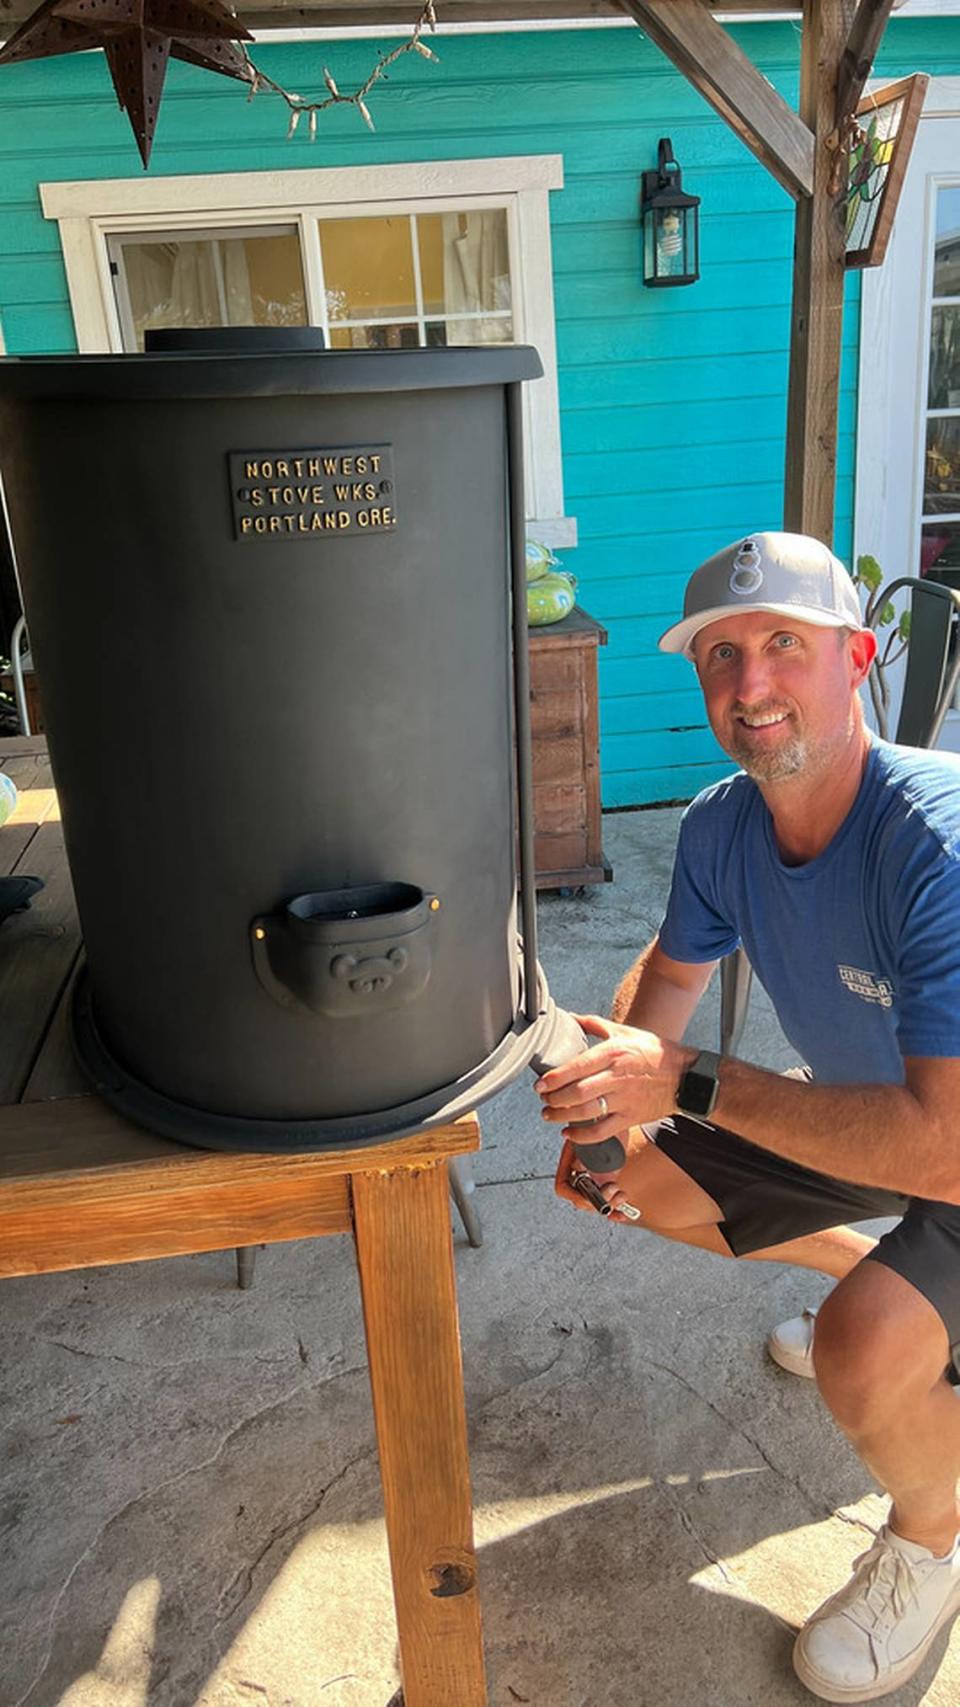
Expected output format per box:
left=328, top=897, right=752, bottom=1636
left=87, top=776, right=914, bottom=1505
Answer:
left=28, top=1468, right=959, bottom=1707
left=473, top=1486, right=954, bottom=1707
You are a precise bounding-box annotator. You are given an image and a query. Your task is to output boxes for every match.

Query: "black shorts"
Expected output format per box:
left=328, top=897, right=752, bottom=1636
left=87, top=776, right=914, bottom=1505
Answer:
left=652, top=1112, right=960, bottom=1380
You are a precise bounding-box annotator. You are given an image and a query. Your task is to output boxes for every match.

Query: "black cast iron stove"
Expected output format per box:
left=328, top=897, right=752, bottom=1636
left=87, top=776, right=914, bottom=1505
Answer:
left=0, top=336, right=583, bottom=1152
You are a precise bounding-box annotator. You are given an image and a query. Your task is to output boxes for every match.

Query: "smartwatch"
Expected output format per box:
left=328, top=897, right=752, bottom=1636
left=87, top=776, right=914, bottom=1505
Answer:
left=676, top=1049, right=722, bottom=1119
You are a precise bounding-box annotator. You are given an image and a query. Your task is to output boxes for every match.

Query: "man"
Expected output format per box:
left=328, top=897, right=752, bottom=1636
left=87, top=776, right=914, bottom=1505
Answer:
left=537, top=532, right=960, bottom=1704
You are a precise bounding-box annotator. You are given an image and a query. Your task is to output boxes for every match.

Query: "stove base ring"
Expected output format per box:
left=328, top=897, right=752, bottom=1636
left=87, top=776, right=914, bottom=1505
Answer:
left=71, top=965, right=585, bottom=1154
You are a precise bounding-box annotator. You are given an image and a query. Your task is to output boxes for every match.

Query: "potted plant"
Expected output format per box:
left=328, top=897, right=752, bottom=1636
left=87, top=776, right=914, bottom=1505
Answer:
left=853, top=553, right=911, bottom=739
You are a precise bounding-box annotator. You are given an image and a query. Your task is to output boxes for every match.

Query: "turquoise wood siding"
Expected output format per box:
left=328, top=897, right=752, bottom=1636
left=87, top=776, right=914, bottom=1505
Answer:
left=1, top=17, right=959, bottom=802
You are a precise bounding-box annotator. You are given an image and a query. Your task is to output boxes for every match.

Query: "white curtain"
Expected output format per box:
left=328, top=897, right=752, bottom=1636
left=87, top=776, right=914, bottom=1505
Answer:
left=124, top=239, right=255, bottom=350
left=441, top=212, right=511, bottom=345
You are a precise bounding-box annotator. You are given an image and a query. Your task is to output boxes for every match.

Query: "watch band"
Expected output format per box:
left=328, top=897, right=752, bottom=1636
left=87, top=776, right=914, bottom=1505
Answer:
left=676, top=1048, right=722, bottom=1119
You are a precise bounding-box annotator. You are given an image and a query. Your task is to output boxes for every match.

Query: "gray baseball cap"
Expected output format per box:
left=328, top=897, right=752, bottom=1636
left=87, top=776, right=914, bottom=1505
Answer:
left=658, top=531, right=864, bottom=659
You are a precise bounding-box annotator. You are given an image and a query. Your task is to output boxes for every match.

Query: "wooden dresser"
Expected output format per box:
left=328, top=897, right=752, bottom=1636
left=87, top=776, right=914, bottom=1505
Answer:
left=529, top=606, right=611, bottom=891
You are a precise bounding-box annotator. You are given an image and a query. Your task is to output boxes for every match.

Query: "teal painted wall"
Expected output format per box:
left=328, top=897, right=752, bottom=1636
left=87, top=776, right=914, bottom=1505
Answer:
left=1, top=16, right=959, bottom=802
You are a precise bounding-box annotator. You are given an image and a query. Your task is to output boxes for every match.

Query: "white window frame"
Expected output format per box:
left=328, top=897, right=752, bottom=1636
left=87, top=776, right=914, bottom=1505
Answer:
left=855, top=79, right=960, bottom=742
left=40, top=156, right=573, bottom=546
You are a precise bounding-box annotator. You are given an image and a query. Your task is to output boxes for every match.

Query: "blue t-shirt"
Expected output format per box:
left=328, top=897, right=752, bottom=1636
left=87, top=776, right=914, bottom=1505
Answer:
left=658, top=739, right=960, bottom=1085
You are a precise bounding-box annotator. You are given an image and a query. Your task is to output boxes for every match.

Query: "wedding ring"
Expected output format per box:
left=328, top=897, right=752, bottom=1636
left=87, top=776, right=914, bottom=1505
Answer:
left=597, top=1094, right=609, bottom=1119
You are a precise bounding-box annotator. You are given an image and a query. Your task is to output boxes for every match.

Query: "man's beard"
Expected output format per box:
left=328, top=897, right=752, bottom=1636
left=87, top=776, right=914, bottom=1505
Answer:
left=729, top=722, right=808, bottom=782
left=725, top=701, right=853, bottom=784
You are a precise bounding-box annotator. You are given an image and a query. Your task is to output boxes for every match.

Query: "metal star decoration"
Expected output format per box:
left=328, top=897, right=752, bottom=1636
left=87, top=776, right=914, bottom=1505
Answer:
left=0, top=0, right=254, bottom=168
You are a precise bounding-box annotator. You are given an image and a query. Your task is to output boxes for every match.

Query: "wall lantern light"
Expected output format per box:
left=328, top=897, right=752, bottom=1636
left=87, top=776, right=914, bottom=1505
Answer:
left=640, top=138, right=701, bottom=288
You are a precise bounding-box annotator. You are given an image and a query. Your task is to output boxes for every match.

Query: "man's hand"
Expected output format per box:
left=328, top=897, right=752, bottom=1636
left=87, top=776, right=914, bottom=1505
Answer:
left=537, top=1013, right=693, bottom=1140
left=553, top=1129, right=652, bottom=1224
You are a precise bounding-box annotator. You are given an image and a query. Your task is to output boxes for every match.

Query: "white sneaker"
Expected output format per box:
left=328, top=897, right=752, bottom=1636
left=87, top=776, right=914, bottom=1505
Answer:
left=793, top=1524, right=960, bottom=1702
left=767, top=1306, right=818, bottom=1378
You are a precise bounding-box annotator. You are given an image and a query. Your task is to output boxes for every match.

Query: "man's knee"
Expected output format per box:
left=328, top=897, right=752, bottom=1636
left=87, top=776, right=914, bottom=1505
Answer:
left=814, top=1265, right=950, bottom=1435
left=814, top=1296, right=893, bottom=1434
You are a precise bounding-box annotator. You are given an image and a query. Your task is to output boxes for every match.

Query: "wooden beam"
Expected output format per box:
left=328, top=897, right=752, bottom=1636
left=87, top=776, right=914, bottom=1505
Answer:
left=0, top=0, right=810, bottom=29
left=621, top=0, right=814, bottom=199
left=835, top=0, right=896, bottom=125
left=783, top=0, right=849, bottom=540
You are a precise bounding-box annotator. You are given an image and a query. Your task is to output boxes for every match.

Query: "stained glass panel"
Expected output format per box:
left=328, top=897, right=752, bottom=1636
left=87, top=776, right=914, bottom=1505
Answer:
left=844, top=75, right=928, bottom=269
left=844, top=95, right=904, bottom=256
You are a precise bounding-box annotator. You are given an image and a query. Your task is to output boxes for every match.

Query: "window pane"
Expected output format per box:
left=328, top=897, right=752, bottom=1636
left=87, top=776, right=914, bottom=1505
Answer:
left=934, top=186, right=960, bottom=298
left=418, top=210, right=512, bottom=342
left=329, top=322, right=419, bottom=349
left=921, top=520, right=960, bottom=575
left=418, top=215, right=446, bottom=316
left=319, top=217, right=416, bottom=322
left=928, top=306, right=960, bottom=410
left=425, top=316, right=513, bottom=347
left=925, top=418, right=960, bottom=515
left=119, top=231, right=306, bottom=352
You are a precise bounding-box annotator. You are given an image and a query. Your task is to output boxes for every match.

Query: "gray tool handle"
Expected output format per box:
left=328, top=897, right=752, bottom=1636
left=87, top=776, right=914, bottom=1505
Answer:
left=529, top=1006, right=627, bottom=1173
left=571, top=1133, right=626, bottom=1172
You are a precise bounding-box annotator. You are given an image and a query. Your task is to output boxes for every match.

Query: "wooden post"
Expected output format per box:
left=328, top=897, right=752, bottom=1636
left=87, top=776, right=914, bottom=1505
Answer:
left=622, top=0, right=814, bottom=198
left=352, top=1159, right=486, bottom=1707
left=836, top=0, right=897, bottom=129
left=783, top=0, right=851, bottom=541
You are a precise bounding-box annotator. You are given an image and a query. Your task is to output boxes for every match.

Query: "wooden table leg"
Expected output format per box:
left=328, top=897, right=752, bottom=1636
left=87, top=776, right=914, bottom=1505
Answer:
left=352, top=1158, right=486, bottom=1707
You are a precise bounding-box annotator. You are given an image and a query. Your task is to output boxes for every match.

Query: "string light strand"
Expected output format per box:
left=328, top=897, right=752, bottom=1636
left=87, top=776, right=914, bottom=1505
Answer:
left=241, top=1, right=439, bottom=135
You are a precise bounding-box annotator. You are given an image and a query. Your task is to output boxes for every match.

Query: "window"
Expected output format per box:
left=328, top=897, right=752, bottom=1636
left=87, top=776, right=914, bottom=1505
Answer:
left=108, top=208, right=515, bottom=353
left=108, top=225, right=309, bottom=350
left=41, top=157, right=571, bottom=544
left=922, top=184, right=960, bottom=576
left=321, top=209, right=513, bottom=348
left=856, top=85, right=960, bottom=742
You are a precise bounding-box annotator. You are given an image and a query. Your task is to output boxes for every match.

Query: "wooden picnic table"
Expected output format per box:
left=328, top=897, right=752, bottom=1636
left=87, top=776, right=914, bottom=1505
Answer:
left=0, top=733, right=487, bottom=1707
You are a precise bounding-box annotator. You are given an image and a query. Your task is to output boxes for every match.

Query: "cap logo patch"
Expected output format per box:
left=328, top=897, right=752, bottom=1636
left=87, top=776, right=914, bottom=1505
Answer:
left=730, top=539, right=763, bottom=595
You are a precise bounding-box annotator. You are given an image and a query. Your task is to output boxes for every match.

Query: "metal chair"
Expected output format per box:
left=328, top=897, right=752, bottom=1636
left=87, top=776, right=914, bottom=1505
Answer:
left=718, top=576, right=960, bottom=1058
left=8, top=614, right=32, bottom=736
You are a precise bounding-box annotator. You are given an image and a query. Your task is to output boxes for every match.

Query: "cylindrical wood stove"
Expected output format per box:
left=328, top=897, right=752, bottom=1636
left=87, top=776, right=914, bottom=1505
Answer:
left=0, top=344, right=581, bottom=1151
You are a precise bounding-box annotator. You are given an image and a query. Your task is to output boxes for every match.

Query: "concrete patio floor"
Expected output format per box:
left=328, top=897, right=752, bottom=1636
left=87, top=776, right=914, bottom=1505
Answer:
left=3, top=804, right=959, bottom=1707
